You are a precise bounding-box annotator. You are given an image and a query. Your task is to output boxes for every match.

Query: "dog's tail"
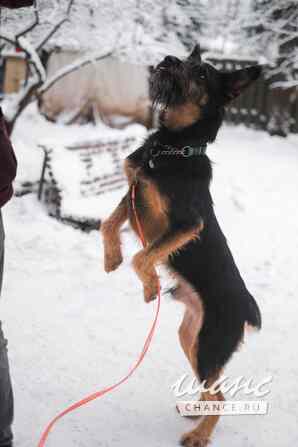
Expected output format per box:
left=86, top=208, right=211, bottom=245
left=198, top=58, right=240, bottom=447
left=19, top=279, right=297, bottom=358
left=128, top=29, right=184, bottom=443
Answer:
left=197, top=291, right=261, bottom=382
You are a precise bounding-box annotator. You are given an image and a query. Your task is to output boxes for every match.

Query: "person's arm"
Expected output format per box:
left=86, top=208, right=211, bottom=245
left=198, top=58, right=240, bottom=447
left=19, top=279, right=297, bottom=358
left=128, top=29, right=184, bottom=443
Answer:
left=0, top=108, right=17, bottom=207
left=0, top=1, right=34, bottom=205
left=0, top=0, right=34, bottom=7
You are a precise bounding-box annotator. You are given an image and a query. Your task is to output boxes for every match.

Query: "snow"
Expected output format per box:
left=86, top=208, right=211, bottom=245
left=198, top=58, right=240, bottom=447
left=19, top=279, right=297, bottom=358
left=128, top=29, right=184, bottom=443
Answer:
left=11, top=104, right=147, bottom=221
left=271, top=80, right=298, bottom=89
left=43, top=122, right=147, bottom=220
left=1, top=111, right=298, bottom=447
left=18, top=36, right=46, bottom=83
left=2, top=0, right=297, bottom=84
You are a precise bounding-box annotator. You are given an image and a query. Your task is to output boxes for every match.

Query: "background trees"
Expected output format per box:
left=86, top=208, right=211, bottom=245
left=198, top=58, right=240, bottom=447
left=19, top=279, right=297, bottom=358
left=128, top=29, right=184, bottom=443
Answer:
left=0, top=0, right=297, bottom=133
left=248, top=0, right=298, bottom=86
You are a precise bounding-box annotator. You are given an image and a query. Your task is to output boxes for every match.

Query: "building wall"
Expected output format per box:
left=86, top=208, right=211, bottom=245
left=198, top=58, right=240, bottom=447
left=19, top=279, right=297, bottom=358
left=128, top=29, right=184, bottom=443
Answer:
left=40, top=51, right=151, bottom=126
left=3, top=56, right=26, bottom=94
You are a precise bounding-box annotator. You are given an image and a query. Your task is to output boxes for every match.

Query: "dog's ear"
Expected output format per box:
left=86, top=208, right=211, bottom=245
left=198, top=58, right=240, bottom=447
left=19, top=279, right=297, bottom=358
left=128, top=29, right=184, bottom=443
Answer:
left=188, top=44, right=201, bottom=63
left=221, top=65, right=262, bottom=103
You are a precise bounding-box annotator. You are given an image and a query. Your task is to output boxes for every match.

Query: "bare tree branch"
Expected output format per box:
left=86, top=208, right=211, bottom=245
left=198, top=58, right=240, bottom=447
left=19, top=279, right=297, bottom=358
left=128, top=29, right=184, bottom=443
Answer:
left=35, top=0, right=75, bottom=52
left=35, top=17, right=67, bottom=52
left=15, top=0, right=39, bottom=41
left=18, top=36, right=46, bottom=82
left=2, top=74, right=43, bottom=134
left=0, top=33, right=16, bottom=46
left=66, top=0, right=75, bottom=15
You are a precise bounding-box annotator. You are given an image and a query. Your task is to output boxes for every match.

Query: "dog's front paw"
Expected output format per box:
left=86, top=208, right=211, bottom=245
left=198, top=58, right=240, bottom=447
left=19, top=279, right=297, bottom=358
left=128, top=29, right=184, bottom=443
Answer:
left=132, top=251, right=160, bottom=302
left=144, top=279, right=159, bottom=303
left=180, top=430, right=209, bottom=447
left=104, top=250, right=123, bottom=273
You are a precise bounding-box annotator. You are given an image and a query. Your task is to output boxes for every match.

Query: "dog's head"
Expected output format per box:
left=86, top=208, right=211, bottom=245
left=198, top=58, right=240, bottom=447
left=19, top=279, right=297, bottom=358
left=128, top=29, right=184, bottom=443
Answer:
left=149, top=44, right=261, bottom=129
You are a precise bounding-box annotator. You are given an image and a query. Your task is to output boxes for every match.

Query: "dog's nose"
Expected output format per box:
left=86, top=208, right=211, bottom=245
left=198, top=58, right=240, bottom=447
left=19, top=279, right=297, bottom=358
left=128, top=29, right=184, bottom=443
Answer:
left=164, top=55, right=181, bottom=65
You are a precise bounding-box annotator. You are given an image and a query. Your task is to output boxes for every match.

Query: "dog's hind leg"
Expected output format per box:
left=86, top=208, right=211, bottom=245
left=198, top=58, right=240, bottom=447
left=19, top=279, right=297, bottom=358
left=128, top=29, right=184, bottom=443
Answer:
left=175, top=280, right=204, bottom=422
left=101, top=194, right=129, bottom=273
left=174, top=279, right=204, bottom=370
left=180, top=375, right=224, bottom=447
left=173, top=278, right=224, bottom=447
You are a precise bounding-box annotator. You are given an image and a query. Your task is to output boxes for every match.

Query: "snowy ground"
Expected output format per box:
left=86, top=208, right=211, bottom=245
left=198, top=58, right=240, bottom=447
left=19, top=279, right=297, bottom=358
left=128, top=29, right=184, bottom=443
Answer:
left=1, top=111, right=298, bottom=447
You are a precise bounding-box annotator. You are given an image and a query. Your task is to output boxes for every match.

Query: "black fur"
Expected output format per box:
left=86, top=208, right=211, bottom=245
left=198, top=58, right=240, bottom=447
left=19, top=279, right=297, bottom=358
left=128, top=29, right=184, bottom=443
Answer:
left=128, top=45, right=262, bottom=381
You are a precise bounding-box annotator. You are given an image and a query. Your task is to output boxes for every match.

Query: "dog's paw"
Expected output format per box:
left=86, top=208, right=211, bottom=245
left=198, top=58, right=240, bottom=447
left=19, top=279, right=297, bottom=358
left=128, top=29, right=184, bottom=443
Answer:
left=180, top=431, right=209, bottom=447
left=144, top=282, right=159, bottom=303
left=132, top=251, right=160, bottom=302
left=104, top=251, right=123, bottom=273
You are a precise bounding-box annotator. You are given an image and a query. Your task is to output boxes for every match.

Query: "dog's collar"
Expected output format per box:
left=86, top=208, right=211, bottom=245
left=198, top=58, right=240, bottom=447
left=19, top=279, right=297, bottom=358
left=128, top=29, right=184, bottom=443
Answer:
left=148, top=143, right=207, bottom=169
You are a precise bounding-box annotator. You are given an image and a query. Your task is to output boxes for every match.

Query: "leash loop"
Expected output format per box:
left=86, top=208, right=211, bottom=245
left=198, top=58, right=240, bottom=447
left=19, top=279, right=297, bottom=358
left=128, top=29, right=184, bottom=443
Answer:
left=131, top=181, right=147, bottom=248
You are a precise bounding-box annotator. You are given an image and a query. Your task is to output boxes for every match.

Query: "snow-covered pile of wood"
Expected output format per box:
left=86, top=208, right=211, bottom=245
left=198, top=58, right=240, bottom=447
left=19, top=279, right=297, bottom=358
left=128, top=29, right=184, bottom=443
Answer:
left=39, top=123, right=146, bottom=229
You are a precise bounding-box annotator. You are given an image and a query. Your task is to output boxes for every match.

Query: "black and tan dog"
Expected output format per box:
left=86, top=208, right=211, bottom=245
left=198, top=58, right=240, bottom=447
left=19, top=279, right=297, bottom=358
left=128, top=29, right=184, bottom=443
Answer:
left=101, top=44, right=262, bottom=447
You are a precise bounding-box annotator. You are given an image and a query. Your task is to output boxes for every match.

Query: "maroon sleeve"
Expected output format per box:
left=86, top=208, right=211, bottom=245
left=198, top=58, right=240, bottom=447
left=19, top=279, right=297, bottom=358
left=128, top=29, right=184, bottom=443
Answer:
left=0, top=0, right=34, bottom=7
left=0, top=108, right=17, bottom=207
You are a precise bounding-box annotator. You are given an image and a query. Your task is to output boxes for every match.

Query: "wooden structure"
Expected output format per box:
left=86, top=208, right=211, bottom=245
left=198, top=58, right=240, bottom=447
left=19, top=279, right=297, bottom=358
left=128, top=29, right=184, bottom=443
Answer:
left=3, top=55, right=26, bottom=94
left=40, top=51, right=151, bottom=127
left=207, top=57, right=298, bottom=136
left=38, top=124, right=147, bottom=230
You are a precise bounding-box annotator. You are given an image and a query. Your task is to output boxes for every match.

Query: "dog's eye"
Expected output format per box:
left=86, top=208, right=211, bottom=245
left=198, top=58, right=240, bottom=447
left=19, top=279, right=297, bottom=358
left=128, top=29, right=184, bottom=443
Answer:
left=199, top=73, right=205, bottom=80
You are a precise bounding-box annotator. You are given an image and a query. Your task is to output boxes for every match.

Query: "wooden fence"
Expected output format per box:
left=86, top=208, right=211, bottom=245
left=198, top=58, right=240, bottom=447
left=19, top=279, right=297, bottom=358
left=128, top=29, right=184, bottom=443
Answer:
left=204, top=57, right=298, bottom=136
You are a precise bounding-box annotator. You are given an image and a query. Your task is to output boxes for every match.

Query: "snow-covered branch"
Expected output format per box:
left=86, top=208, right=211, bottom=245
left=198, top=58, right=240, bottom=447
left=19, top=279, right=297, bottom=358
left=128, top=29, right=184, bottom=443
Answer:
left=239, top=0, right=298, bottom=88
left=15, top=1, right=39, bottom=41
left=18, top=36, right=46, bottom=83
left=0, top=0, right=78, bottom=133
left=0, top=33, right=16, bottom=46
left=38, top=49, right=114, bottom=96
left=35, top=0, right=75, bottom=51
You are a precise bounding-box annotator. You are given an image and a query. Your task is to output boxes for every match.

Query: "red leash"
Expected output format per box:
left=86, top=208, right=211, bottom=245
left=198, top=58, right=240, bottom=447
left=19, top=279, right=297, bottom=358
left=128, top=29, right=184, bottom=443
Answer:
left=37, top=182, right=161, bottom=447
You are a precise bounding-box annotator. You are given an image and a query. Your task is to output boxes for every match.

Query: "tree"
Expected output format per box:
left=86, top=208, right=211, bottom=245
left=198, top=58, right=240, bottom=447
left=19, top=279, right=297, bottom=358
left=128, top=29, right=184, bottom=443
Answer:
left=246, top=0, right=298, bottom=87
left=0, top=0, right=195, bottom=134
left=0, top=0, right=113, bottom=134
